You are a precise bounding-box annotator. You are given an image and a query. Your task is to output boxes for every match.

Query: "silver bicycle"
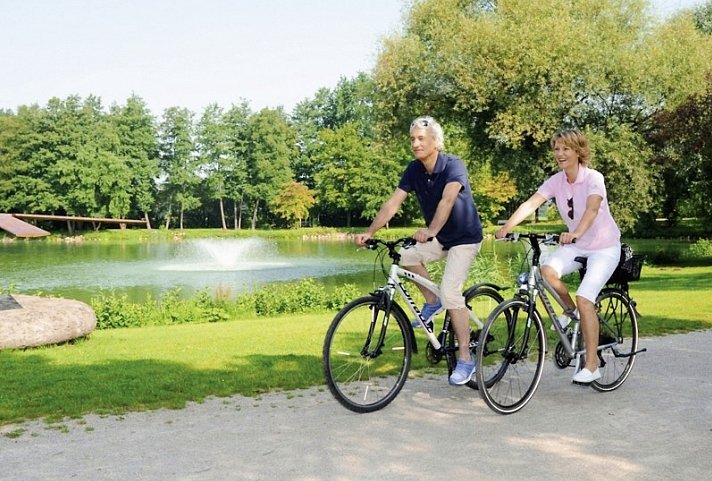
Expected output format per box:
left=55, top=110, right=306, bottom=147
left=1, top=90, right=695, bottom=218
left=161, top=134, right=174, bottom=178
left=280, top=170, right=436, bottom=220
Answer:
left=323, top=237, right=505, bottom=413
left=475, top=233, right=647, bottom=414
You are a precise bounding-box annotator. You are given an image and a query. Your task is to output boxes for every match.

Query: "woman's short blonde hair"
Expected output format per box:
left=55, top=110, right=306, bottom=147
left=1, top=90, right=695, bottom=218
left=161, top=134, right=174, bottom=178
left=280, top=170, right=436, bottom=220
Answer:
left=550, top=128, right=591, bottom=167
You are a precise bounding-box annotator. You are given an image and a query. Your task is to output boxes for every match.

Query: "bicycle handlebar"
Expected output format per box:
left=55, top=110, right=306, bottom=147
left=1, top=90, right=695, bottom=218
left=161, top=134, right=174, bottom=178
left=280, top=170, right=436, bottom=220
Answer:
left=499, top=232, right=561, bottom=244
left=364, top=236, right=416, bottom=251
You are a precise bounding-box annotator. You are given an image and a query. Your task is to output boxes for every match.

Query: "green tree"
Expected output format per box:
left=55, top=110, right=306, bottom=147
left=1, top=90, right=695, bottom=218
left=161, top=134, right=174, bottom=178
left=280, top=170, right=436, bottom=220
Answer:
left=244, top=108, right=296, bottom=229
left=374, top=0, right=712, bottom=229
left=693, top=0, right=712, bottom=34
left=312, top=123, right=402, bottom=227
left=109, top=95, right=159, bottom=226
left=222, top=101, right=252, bottom=229
left=158, top=107, right=198, bottom=229
left=648, top=76, right=712, bottom=225
left=0, top=108, right=54, bottom=213
left=196, top=103, right=230, bottom=229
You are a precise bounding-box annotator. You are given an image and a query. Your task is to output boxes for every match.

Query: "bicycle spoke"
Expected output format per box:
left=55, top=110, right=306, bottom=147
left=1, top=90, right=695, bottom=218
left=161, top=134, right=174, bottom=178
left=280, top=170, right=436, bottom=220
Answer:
left=323, top=296, right=411, bottom=413
left=476, top=299, right=545, bottom=414
left=592, top=290, right=638, bottom=392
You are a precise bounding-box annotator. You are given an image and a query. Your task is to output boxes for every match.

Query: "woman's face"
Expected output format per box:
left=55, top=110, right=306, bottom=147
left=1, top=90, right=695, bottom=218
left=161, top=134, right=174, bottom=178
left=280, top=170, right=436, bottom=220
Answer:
left=553, top=140, right=579, bottom=170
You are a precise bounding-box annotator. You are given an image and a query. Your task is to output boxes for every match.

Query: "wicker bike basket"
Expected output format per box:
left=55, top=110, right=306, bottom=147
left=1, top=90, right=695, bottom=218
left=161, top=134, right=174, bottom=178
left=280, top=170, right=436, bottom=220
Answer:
left=578, top=244, right=644, bottom=284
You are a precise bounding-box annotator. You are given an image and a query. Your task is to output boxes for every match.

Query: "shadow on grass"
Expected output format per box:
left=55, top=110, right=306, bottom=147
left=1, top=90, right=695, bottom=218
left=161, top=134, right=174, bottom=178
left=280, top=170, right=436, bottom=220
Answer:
left=629, top=269, right=712, bottom=292
left=0, top=352, right=324, bottom=426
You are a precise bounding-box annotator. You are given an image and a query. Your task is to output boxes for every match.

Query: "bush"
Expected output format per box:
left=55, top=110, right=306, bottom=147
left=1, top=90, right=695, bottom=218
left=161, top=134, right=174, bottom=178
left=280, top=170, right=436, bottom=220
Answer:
left=91, top=279, right=361, bottom=329
left=688, top=239, right=712, bottom=258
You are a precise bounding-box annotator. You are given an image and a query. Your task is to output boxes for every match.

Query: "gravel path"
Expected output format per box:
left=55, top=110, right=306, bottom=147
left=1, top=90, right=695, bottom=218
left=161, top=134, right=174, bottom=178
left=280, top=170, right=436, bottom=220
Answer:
left=2, top=330, right=711, bottom=481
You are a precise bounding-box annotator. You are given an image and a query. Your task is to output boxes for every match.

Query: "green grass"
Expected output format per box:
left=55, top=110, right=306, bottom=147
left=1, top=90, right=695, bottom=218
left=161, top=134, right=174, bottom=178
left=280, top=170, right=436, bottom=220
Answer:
left=2, top=264, right=710, bottom=430
left=0, top=313, right=331, bottom=427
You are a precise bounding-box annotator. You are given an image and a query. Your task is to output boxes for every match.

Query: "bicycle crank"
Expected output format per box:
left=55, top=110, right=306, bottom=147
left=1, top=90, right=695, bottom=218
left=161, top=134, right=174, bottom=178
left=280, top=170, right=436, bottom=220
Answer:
left=554, top=341, right=573, bottom=369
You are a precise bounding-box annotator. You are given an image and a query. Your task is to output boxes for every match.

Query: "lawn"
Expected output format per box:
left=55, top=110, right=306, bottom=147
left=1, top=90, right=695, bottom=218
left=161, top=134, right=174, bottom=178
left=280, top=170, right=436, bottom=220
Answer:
left=1, top=263, right=710, bottom=430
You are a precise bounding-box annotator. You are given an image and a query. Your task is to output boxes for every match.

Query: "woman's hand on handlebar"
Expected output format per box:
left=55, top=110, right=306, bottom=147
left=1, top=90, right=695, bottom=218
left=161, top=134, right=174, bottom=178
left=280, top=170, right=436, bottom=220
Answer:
left=559, top=232, right=578, bottom=245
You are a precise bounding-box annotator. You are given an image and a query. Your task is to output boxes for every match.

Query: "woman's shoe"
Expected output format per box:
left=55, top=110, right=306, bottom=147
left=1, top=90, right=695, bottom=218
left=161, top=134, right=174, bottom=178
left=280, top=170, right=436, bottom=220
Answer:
left=572, top=367, right=601, bottom=384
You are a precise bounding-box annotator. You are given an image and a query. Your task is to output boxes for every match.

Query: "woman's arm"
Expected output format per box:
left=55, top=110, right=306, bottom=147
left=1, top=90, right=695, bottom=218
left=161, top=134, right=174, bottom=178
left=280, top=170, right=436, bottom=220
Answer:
left=495, top=193, right=547, bottom=238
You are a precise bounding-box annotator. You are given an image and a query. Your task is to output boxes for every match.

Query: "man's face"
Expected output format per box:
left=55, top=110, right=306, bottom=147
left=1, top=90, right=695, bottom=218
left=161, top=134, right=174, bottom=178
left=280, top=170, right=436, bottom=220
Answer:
left=410, top=127, right=438, bottom=162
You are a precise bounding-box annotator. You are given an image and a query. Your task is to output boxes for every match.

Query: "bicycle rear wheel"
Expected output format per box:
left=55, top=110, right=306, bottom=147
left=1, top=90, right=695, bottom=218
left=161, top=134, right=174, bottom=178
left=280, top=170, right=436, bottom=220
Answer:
left=445, top=285, right=504, bottom=390
left=591, top=289, right=639, bottom=392
left=475, top=298, right=546, bottom=414
left=323, top=295, right=412, bottom=413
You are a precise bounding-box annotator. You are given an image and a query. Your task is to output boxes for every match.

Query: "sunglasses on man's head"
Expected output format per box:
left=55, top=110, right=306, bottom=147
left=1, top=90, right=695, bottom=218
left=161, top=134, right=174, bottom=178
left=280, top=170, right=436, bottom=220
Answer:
left=411, top=119, right=430, bottom=128
left=567, top=197, right=574, bottom=220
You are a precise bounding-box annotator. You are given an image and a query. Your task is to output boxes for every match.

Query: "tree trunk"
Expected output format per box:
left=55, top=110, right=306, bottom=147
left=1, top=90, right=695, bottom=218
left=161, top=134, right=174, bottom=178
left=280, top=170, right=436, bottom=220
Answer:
left=219, top=197, right=227, bottom=230
left=233, top=200, right=238, bottom=230
left=67, top=220, right=74, bottom=235
left=179, top=206, right=184, bottom=231
left=144, top=212, right=152, bottom=230
left=251, top=199, right=259, bottom=230
left=164, top=205, right=172, bottom=230
left=238, top=193, right=244, bottom=229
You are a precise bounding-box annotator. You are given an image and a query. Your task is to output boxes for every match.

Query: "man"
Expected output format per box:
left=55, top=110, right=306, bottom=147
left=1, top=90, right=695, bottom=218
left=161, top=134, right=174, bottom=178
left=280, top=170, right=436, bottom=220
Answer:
left=355, top=116, right=483, bottom=385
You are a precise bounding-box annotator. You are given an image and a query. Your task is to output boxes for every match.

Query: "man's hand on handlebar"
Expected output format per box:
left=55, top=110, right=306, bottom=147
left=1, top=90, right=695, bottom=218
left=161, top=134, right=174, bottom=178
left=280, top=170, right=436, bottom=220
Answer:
left=355, top=232, right=372, bottom=247
left=413, top=228, right=435, bottom=243
left=494, top=227, right=509, bottom=239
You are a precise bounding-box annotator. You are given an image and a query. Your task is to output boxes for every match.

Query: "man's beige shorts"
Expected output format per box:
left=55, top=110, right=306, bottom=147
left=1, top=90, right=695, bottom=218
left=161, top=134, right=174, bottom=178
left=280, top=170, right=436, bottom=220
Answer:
left=399, top=238, right=481, bottom=309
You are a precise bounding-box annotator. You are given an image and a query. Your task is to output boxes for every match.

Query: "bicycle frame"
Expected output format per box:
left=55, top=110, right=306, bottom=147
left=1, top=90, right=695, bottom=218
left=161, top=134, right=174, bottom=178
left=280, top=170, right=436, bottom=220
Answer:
left=380, top=258, right=487, bottom=352
left=519, top=265, right=581, bottom=359
left=510, top=233, right=639, bottom=370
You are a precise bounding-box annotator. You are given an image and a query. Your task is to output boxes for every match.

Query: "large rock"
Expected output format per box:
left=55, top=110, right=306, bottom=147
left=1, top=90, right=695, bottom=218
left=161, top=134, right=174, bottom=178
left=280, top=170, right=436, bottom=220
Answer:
left=0, top=294, right=96, bottom=349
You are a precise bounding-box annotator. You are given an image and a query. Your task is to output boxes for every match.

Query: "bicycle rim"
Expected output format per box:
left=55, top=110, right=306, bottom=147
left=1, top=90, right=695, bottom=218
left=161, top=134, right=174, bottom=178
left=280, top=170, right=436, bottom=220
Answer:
left=476, top=299, right=546, bottom=414
left=592, top=290, right=638, bottom=392
left=323, top=296, right=411, bottom=413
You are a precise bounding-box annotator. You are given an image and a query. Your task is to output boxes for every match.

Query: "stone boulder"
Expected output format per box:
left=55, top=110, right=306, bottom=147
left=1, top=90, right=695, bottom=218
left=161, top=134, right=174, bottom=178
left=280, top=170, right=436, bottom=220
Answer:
left=0, top=294, right=96, bottom=349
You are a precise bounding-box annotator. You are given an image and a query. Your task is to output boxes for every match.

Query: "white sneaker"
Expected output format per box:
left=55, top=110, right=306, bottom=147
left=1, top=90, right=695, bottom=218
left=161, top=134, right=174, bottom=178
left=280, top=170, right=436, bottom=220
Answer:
left=572, top=368, right=601, bottom=384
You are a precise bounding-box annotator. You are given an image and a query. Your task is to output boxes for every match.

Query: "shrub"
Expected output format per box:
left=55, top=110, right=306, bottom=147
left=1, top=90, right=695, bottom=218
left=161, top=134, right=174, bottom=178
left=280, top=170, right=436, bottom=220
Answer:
left=688, top=239, right=712, bottom=258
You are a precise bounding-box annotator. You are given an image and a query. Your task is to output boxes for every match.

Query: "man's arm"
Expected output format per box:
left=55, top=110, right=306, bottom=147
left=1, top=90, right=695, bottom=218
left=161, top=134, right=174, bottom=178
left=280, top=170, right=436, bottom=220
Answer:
left=413, top=181, right=461, bottom=242
left=355, top=188, right=408, bottom=246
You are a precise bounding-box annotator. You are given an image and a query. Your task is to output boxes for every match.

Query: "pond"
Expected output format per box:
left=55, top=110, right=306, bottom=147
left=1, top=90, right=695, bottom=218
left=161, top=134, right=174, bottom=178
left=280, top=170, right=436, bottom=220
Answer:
left=0, top=236, right=695, bottom=304
left=0, top=237, right=381, bottom=303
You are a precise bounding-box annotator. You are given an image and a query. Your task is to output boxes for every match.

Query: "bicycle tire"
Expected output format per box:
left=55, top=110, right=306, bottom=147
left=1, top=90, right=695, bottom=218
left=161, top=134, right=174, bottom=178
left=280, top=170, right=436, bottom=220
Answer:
left=475, top=298, right=546, bottom=414
left=323, top=294, right=412, bottom=413
left=591, top=289, right=639, bottom=392
left=444, top=285, right=505, bottom=390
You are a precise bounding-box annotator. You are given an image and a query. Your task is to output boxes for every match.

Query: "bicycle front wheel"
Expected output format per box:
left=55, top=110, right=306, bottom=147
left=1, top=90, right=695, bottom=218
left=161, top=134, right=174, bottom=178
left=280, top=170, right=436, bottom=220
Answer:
left=591, top=289, right=639, bottom=392
left=323, top=295, right=412, bottom=413
left=476, top=298, right=546, bottom=414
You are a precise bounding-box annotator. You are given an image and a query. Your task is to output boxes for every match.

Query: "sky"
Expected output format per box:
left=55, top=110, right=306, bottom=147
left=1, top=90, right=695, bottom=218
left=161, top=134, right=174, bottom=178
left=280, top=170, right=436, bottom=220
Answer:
left=0, top=0, right=707, bottom=116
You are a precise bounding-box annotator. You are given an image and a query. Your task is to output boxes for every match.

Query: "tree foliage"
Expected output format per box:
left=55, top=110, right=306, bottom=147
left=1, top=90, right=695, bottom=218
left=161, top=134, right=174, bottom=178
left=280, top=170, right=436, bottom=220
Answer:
left=1, top=2, right=710, bottom=233
left=272, top=181, right=316, bottom=227
left=373, top=0, right=712, bottom=229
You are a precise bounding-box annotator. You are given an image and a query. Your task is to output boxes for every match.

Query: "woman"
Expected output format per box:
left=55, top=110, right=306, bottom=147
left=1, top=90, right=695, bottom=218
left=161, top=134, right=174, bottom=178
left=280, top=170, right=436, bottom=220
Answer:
left=496, top=128, right=621, bottom=384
